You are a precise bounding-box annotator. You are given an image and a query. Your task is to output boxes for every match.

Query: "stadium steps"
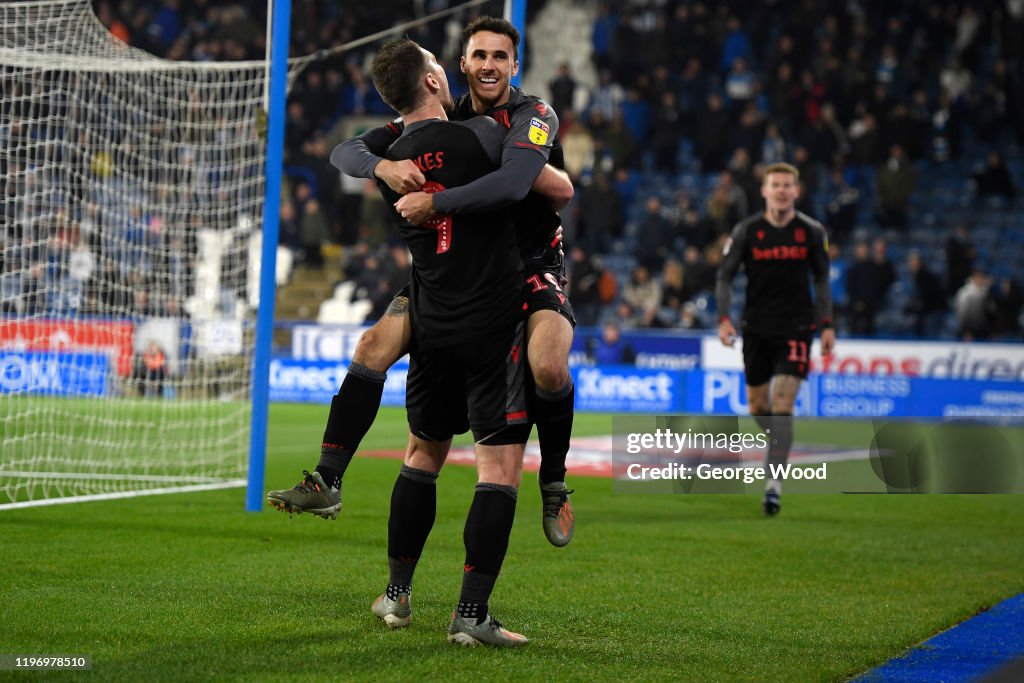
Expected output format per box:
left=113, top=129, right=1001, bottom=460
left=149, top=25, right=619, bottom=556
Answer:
left=273, top=244, right=344, bottom=342
left=521, top=0, right=598, bottom=106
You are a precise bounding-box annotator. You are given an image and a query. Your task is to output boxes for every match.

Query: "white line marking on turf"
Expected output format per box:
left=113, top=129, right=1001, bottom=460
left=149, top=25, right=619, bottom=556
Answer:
left=0, top=480, right=246, bottom=510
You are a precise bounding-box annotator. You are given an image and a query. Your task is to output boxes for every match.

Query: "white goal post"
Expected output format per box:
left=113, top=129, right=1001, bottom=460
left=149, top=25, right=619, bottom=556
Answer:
left=0, top=0, right=289, bottom=507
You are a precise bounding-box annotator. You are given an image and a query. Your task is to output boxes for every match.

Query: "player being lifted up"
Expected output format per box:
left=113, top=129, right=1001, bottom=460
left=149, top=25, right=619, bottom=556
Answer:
left=344, top=37, right=533, bottom=646
left=268, top=17, right=578, bottom=547
left=715, top=163, right=836, bottom=516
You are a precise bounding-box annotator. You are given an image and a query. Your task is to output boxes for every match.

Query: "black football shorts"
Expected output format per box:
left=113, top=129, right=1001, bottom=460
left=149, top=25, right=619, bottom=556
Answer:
left=741, top=330, right=814, bottom=386
left=522, top=267, right=576, bottom=327
left=406, top=322, right=530, bottom=445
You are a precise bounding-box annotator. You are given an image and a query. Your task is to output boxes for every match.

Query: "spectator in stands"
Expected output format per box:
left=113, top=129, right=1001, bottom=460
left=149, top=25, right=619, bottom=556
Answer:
left=905, top=250, right=947, bottom=338
left=939, top=57, right=972, bottom=105
left=588, top=322, right=635, bottom=365
left=991, top=275, right=1023, bottom=339
left=590, top=3, right=616, bottom=71
left=668, top=192, right=712, bottom=250
left=612, top=301, right=640, bottom=329
left=696, top=92, right=731, bottom=172
left=825, top=168, right=859, bottom=242
left=567, top=246, right=602, bottom=327
left=705, top=170, right=748, bottom=237
left=620, top=88, right=651, bottom=146
left=578, top=171, right=623, bottom=255
left=846, top=240, right=894, bottom=336
left=955, top=270, right=995, bottom=340
left=724, top=57, right=757, bottom=109
left=139, top=340, right=168, bottom=398
left=588, top=69, right=625, bottom=122
left=300, top=198, right=327, bottom=268
left=596, top=111, right=639, bottom=169
left=284, top=102, right=313, bottom=160
left=680, top=245, right=711, bottom=301
left=548, top=62, right=578, bottom=116
left=650, top=91, right=683, bottom=175
left=660, top=259, right=686, bottom=317
left=622, top=265, right=662, bottom=316
left=720, top=15, right=753, bottom=73
left=558, top=111, right=593, bottom=181
left=876, top=144, right=915, bottom=229
left=337, top=170, right=367, bottom=246
left=278, top=200, right=301, bottom=251
left=945, top=223, right=976, bottom=297
left=635, top=196, right=673, bottom=271
left=726, top=148, right=759, bottom=215
left=827, top=242, right=847, bottom=332
left=677, top=301, right=704, bottom=330
left=677, top=56, right=709, bottom=131
left=848, top=108, right=882, bottom=168
left=760, top=121, right=787, bottom=165
left=931, top=94, right=962, bottom=162
left=972, top=150, right=1016, bottom=201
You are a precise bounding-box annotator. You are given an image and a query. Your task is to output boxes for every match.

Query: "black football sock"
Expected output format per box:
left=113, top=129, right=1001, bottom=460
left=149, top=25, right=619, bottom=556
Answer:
left=387, top=465, right=439, bottom=590
left=459, top=483, right=518, bottom=623
left=534, top=379, right=574, bottom=485
left=765, top=413, right=794, bottom=493
left=752, top=411, right=773, bottom=434
left=316, top=362, right=386, bottom=488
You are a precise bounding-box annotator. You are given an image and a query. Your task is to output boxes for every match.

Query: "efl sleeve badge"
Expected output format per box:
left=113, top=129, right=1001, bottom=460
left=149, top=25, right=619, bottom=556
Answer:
left=528, top=117, right=550, bottom=145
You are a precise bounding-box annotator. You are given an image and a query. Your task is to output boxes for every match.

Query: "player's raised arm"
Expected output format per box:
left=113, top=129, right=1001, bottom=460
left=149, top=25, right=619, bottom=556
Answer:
left=809, top=223, right=836, bottom=356
left=330, top=122, right=425, bottom=194
left=715, top=223, right=748, bottom=347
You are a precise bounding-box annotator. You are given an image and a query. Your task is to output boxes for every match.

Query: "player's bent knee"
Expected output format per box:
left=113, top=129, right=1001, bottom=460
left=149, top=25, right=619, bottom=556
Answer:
left=353, top=323, right=403, bottom=372
left=530, top=358, right=569, bottom=392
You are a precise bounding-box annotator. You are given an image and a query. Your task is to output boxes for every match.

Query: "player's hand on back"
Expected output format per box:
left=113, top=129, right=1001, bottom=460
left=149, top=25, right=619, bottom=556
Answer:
left=374, top=159, right=425, bottom=194
left=718, top=318, right=738, bottom=347
left=820, top=328, right=836, bottom=357
left=395, top=191, right=436, bottom=226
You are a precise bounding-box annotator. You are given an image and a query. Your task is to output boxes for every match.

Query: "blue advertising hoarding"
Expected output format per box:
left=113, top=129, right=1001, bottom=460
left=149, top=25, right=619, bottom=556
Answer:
left=690, top=369, right=1024, bottom=420
left=0, top=351, right=108, bottom=397
left=275, top=325, right=1023, bottom=420
left=569, top=330, right=701, bottom=370
left=269, top=357, right=1022, bottom=420
left=269, top=358, right=407, bottom=406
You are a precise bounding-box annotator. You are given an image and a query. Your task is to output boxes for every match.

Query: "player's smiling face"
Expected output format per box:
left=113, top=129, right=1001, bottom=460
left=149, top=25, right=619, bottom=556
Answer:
left=461, top=30, right=519, bottom=109
left=762, top=172, right=799, bottom=213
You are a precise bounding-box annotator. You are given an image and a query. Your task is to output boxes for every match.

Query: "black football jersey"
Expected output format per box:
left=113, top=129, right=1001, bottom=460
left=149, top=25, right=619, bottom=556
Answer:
left=378, top=117, right=522, bottom=349
left=719, top=211, right=830, bottom=335
left=451, top=86, right=563, bottom=258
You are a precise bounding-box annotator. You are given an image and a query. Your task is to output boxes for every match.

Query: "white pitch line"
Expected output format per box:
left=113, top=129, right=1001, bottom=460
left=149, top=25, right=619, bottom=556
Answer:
left=0, top=480, right=246, bottom=510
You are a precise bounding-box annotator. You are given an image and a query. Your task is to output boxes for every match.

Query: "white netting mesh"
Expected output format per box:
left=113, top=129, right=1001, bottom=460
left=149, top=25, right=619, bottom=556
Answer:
left=0, top=0, right=282, bottom=504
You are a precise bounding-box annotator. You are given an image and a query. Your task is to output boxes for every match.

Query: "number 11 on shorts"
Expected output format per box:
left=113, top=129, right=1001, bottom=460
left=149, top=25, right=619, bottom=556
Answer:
left=787, top=340, right=808, bottom=363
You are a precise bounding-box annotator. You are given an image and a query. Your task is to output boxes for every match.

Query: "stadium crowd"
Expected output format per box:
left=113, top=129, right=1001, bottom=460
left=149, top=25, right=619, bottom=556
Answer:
left=3, top=0, right=1021, bottom=343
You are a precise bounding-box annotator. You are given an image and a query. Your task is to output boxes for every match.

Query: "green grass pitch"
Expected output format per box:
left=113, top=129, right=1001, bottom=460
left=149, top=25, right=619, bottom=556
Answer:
left=2, top=403, right=1023, bottom=681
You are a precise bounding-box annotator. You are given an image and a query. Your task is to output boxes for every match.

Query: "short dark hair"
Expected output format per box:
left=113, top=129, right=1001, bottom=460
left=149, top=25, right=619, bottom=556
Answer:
left=462, top=16, right=520, bottom=61
left=371, top=38, right=427, bottom=115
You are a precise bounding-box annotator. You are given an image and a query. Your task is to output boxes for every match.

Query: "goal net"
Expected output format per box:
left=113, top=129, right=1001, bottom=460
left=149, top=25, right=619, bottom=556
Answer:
left=0, top=0, right=279, bottom=507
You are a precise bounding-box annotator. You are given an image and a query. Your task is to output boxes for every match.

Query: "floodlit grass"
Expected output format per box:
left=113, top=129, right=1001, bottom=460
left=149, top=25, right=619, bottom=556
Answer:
left=1, top=404, right=1022, bottom=681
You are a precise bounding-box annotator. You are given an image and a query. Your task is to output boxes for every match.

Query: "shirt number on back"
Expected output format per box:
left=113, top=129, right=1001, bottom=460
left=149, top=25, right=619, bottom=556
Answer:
left=420, top=181, right=453, bottom=254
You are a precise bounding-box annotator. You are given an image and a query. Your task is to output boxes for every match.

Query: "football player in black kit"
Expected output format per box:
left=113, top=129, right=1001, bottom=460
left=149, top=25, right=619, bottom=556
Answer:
left=339, top=38, right=534, bottom=646
left=269, top=17, right=579, bottom=548
left=715, top=163, right=836, bottom=516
